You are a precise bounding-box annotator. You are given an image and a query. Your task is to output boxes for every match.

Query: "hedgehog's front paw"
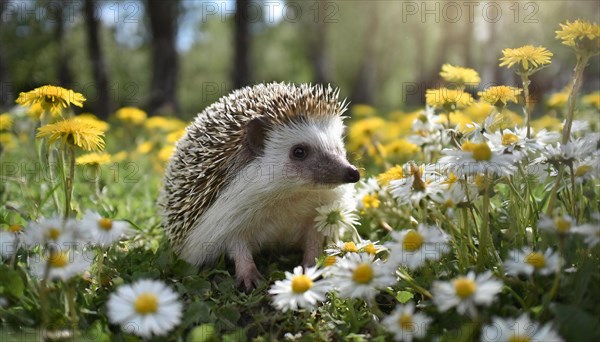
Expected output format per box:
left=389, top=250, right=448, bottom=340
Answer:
left=235, top=260, right=262, bottom=291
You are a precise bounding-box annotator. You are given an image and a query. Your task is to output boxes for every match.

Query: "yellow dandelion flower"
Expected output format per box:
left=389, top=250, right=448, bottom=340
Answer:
left=76, top=152, right=112, bottom=166
left=556, top=19, right=600, bottom=51
left=352, top=104, right=377, bottom=118
left=499, top=45, right=553, bottom=71
left=383, top=139, right=419, bottom=159
left=348, top=117, right=386, bottom=151
left=445, top=111, right=476, bottom=132
left=478, top=86, right=522, bottom=106
left=23, top=102, right=46, bottom=119
left=425, top=88, right=474, bottom=110
left=392, top=111, right=421, bottom=134
left=166, top=128, right=186, bottom=144
left=36, top=118, right=105, bottom=151
left=495, top=110, right=524, bottom=130
left=377, top=165, right=405, bottom=186
left=362, top=194, right=381, bottom=209
left=112, top=151, right=128, bottom=162
left=16, top=85, right=86, bottom=115
left=439, top=64, right=481, bottom=86
left=582, top=91, right=600, bottom=110
left=0, top=113, right=13, bottom=131
left=145, top=116, right=186, bottom=132
left=464, top=101, right=494, bottom=123
left=77, top=113, right=110, bottom=132
left=547, top=91, right=570, bottom=109
left=0, top=132, right=15, bottom=148
left=115, top=107, right=147, bottom=125
left=136, top=141, right=154, bottom=155
left=158, top=145, right=175, bottom=162
left=532, top=115, right=562, bottom=132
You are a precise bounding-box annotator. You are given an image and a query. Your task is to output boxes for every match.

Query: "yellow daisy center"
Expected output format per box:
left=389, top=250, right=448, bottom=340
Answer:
left=472, top=143, right=492, bottom=161
left=398, top=313, right=413, bottom=330
left=48, top=227, right=61, bottom=240
left=501, top=133, right=519, bottom=146
left=9, top=224, right=23, bottom=233
left=49, top=251, right=69, bottom=268
left=554, top=217, right=571, bottom=233
left=98, top=218, right=113, bottom=231
left=403, top=230, right=424, bottom=252
left=352, top=263, right=374, bottom=284
left=524, top=252, right=546, bottom=268
left=323, top=255, right=337, bottom=267
left=461, top=141, right=477, bottom=152
left=454, top=277, right=477, bottom=298
left=575, top=165, right=591, bottom=177
left=364, top=243, right=377, bottom=255
left=508, top=334, right=531, bottom=342
left=343, top=241, right=357, bottom=253
left=291, top=274, right=313, bottom=293
left=444, top=199, right=455, bottom=208
left=134, top=293, right=159, bottom=314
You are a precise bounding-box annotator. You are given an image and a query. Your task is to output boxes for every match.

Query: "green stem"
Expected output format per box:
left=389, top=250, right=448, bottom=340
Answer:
left=477, top=174, right=491, bottom=271
left=39, top=253, right=51, bottom=330
left=64, top=144, right=76, bottom=219
left=67, top=280, right=78, bottom=326
left=546, top=166, right=564, bottom=216
left=542, top=236, right=564, bottom=317
left=96, top=250, right=105, bottom=285
left=520, top=73, right=532, bottom=138
left=562, top=53, right=590, bottom=144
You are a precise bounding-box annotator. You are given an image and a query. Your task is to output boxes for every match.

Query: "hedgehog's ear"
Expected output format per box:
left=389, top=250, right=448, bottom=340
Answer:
left=245, top=117, right=267, bottom=156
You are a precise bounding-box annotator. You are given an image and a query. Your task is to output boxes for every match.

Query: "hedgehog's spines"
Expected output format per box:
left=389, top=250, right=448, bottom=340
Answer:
left=160, top=83, right=347, bottom=251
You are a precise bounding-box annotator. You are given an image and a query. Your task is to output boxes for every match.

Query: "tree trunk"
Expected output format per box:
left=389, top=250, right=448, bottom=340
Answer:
left=147, top=0, right=179, bottom=115
left=307, top=0, right=330, bottom=85
left=232, top=0, right=251, bottom=89
left=350, top=4, right=379, bottom=105
left=84, top=0, right=111, bottom=120
left=55, top=0, right=73, bottom=87
left=0, top=0, right=13, bottom=107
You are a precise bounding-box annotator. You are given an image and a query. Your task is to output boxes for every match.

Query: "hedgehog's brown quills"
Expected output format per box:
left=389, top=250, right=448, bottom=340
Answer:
left=159, top=82, right=359, bottom=290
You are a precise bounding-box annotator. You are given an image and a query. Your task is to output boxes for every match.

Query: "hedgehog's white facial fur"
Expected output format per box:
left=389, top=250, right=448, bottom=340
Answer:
left=255, top=115, right=358, bottom=187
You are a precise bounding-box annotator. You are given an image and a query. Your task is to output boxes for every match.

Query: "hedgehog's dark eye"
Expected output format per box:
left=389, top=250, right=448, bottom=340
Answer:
left=291, top=145, right=308, bottom=160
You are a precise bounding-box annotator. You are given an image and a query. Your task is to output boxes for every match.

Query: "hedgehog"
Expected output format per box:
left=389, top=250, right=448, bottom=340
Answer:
left=159, top=82, right=360, bottom=289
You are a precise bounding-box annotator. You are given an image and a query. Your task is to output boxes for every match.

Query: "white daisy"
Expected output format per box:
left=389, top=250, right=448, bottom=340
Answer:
left=389, top=164, right=440, bottom=206
left=572, top=213, right=600, bottom=248
left=534, top=129, right=561, bottom=145
left=268, top=266, right=330, bottom=312
left=355, top=177, right=383, bottom=210
left=107, top=279, right=183, bottom=338
left=325, top=240, right=360, bottom=256
left=538, top=214, right=582, bottom=235
left=483, top=127, right=542, bottom=159
left=357, top=240, right=387, bottom=256
left=24, top=216, right=88, bottom=249
left=540, top=135, right=599, bottom=165
left=439, top=141, right=516, bottom=177
left=0, top=224, right=23, bottom=258
left=432, top=271, right=503, bottom=318
left=481, top=314, right=563, bottom=342
left=381, top=302, right=432, bottom=342
left=29, top=249, right=92, bottom=281
left=571, top=157, right=599, bottom=183
left=385, top=224, right=450, bottom=270
left=314, top=201, right=360, bottom=239
left=80, top=211, right=133, bottom=248
left=504, top=247, right=561, bottom=277
left=330, top=253, right=396, bottom=303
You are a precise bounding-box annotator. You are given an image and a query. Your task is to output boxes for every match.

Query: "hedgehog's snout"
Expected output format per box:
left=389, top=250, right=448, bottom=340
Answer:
left=344, top=165, right=360, bottom=183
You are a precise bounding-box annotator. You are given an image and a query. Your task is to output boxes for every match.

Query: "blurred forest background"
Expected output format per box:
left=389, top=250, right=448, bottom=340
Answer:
left=0, top=0, right=598, bottom=120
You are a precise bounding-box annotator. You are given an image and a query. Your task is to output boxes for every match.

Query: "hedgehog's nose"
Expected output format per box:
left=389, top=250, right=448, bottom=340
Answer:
left=345, top=166, right=360, bottom=183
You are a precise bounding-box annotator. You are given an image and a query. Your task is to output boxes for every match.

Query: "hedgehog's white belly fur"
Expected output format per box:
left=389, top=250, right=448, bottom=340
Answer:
left=179, top=163, right=350, bottom=266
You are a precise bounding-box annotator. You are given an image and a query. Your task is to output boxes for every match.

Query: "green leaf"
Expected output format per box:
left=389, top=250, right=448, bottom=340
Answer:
left=553, top=304, right=600, bottom=341
left=0, top=267, right=24, bottom=298
left=187, top=324, right=218, bottom=342
left=395, top=290, right=414, bottom=304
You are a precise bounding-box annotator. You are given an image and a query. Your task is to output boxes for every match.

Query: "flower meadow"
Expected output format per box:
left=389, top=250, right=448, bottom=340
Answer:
left=1, top=20, right=599, bottom=341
